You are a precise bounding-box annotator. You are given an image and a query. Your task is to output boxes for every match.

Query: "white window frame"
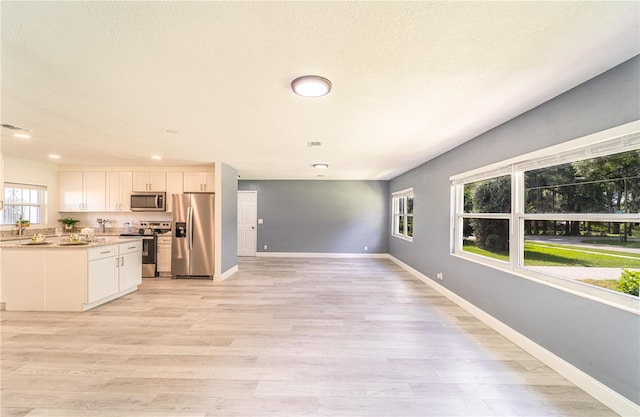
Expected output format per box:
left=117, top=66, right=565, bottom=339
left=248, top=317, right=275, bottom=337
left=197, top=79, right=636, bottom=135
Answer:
left=2, top=182, right=47, bottom=226
left=451, top=121, right=640, bottom=312
left=392, top=187, right=414, bottom=242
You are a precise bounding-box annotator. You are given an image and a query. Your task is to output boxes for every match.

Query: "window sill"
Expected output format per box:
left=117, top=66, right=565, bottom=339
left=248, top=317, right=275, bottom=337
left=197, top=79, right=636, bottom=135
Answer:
left=393, top=234, right=413, bottom=243
left=452, top=251, right=640, bottom=314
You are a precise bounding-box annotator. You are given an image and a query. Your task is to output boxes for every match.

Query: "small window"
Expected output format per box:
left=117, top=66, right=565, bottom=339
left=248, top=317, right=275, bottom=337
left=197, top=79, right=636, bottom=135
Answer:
left=2, top=183, right=47, bottom=225
left=393, top=188, right=414, bottom=241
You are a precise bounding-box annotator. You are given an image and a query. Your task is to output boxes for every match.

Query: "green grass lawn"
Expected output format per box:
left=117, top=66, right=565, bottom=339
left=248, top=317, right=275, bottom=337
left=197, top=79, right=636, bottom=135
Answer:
left=524, top=242, right=640, bottom=268
left=462, top=240, right=640, bottom=268
left=581, top=239, right=640, bottom=249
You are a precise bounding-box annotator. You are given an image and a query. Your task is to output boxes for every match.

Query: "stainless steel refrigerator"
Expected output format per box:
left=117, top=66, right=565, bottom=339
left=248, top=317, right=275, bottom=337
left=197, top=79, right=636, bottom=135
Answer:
left=171, top=193, right=215, bottom=279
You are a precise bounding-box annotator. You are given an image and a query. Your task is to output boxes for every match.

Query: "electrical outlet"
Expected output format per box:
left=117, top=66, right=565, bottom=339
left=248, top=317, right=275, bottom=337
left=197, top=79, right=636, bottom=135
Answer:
left=263, top=244, right=267, bottom=250
left=436, top=272, right=443, bottom=280
left=364, top=245, right=368, bottom=251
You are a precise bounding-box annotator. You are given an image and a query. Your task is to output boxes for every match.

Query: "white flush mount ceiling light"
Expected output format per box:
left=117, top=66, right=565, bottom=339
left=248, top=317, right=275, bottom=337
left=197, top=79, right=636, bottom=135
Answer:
left=151, top=155, right=162, bottom=160
left=48, top=154, right=61, bottom=159
left=291, top=75, right=332, bottom=97
left=313, top=163, right=329, bottom=169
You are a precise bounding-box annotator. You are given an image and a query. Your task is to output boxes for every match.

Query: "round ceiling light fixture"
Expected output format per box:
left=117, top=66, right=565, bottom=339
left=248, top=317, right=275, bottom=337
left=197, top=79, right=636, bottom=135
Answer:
left=291, top=75, right=332, bottom=97
left=313, top=163, right=329, bottom=169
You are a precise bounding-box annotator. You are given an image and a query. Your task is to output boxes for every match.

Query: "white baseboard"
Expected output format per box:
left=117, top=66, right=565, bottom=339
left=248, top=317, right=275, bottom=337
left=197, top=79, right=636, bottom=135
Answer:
left=217, top=264, right=238, bottom=281
left=255, top=251, right=388, bottom=259
left=388, top=255, right=640, bottom=417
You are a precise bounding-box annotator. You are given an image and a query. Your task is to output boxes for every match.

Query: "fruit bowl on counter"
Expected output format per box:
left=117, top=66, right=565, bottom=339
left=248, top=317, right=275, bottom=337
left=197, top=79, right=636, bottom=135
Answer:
left=31, top=234, right=46, bottom=244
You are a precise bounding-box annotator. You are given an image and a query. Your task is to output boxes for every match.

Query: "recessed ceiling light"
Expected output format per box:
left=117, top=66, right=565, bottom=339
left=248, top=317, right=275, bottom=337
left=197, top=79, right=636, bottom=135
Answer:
left=13, top=132, right=31, bottom=139
left=48, top=154, right=61, bottom=159
left=291, top=75, right=332, bottom=97
left=313, top=163, right=329, bottom=169
left=151, top=155, right=162, bottom=160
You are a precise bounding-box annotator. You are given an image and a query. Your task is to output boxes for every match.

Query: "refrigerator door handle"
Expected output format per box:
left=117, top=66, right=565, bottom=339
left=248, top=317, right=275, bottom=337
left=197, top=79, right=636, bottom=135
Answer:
left=187, top=206, right=193, bottom=251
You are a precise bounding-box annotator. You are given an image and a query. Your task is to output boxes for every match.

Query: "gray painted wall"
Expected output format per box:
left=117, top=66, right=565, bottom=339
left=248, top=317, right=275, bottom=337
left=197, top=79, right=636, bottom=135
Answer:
left=220, top=163, right=238, bottom=274
left=238, top=180, right=389, bottom=253
left=389, top=56, right=640, bottom=404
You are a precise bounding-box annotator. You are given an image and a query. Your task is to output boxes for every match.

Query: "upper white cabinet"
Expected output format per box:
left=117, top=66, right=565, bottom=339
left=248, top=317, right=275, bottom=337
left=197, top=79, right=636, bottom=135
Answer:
left=183, top=171, right=215, bottom=193
left=59, top=171, right=106, bottom=211
left=106, top=171, right=132, bottom=212
left=165, top=172, right=183, bottom=212
left=132, top=172, right=166, bottom=192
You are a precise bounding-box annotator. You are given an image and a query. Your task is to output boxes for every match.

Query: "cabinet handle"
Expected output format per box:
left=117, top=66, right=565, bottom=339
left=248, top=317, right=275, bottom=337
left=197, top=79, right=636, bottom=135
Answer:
left=100, top=251, right=111, bottom=254
left=115, top=258, right=120, bottom=268
left=127, top=246, right=136, bottom=250
left=121, top=257, right=125, bottom=266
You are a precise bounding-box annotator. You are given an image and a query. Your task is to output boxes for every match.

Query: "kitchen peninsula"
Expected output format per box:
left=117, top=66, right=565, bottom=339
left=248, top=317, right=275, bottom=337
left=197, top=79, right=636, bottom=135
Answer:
left=2, top=238, right=142, bottom=312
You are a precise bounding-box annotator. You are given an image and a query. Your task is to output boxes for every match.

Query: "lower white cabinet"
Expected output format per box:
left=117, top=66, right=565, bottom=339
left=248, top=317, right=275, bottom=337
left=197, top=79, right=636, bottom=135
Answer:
left=88, top=241, right=142, bottom=304
left=119, top=241, right=143, bottom=289
left=88, top=246, right=119, bottom=303
left=1, top=240, right=142, bottom=312
left=157, top=235, right=172, bottom=275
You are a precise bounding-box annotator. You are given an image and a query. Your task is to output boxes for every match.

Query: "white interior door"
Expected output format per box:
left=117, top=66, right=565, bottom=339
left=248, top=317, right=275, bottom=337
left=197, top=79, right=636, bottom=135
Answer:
left=237, top=191, right=257, bottom=257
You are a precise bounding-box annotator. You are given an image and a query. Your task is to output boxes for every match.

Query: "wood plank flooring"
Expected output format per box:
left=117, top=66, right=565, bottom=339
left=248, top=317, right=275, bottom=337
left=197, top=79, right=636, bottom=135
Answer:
left=1, top=257, right=618, bottom=416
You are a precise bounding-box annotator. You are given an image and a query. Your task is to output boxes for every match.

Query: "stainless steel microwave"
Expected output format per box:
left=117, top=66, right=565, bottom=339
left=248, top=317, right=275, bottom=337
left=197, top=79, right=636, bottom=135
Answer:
left=130, top=192, right=166, bottom=212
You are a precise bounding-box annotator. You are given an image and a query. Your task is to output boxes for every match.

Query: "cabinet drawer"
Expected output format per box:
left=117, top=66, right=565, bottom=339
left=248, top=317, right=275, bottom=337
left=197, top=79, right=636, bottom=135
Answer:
left=88, top=245, right=118, bottom=261
left=119, top=240, right=142, bottom=255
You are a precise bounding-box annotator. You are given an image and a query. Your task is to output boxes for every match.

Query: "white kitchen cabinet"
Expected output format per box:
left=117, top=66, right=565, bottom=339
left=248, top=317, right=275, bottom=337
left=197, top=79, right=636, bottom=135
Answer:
left=59, top=171, right=106, bottom=211
left=2, top=240, right=142, bottom=312
left=165, top=172, right=183, bottom=212
left=88, top=246, right=119, bottom=303
left=118, top=241, right=143, bottom=289
left=106, top=171, right=133, bottom=212
left=132, top=172, right=166, bottom=192
left=157, top=234, right=172, bottom=275
left=183, top=171, right=215, bottom=193
left=88, top=241, right=142, bottom=304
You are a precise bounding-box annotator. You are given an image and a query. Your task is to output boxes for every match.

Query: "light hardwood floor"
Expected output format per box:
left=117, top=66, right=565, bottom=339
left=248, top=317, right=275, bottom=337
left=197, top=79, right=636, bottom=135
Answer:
left=1, top=257, right=618, bottom=417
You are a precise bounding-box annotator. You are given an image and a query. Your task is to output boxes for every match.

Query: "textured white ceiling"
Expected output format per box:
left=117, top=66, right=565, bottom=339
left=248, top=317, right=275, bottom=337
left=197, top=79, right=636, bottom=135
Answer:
left=1, top=1, right=638, bottom=179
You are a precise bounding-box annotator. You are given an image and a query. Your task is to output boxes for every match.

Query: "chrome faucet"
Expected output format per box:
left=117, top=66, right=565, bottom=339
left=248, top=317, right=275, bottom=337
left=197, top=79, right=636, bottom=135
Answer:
left=17, top=215, right=25, bottom=236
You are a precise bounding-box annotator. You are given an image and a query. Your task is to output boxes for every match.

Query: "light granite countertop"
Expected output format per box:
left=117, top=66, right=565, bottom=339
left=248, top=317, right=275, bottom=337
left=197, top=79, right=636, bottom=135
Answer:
left=1, top=236, right=140, bottom=249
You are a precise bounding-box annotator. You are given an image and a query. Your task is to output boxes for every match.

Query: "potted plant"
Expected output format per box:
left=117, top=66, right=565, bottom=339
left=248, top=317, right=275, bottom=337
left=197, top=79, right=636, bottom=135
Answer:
left=58, top=216, right=80, bottom=230
left=15, top=219, right=30, bottom=228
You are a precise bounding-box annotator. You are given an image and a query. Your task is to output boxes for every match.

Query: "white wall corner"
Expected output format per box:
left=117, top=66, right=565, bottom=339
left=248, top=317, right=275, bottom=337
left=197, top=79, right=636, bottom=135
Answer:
left=216, top=264, right=238, bottom=281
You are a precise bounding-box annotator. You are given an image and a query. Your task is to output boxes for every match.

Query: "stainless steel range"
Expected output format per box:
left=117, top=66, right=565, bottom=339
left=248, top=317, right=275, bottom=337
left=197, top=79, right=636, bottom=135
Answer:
left=120, top=221, right=171, bottom=278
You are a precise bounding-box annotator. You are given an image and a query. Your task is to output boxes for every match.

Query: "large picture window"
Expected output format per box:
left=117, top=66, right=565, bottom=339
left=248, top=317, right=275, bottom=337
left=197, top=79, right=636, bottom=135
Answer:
left=392, top=188, right=414, bottom=241
left=2, top=183, right=47, bottom=225
left=452, top=122, right=640, bottom=308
